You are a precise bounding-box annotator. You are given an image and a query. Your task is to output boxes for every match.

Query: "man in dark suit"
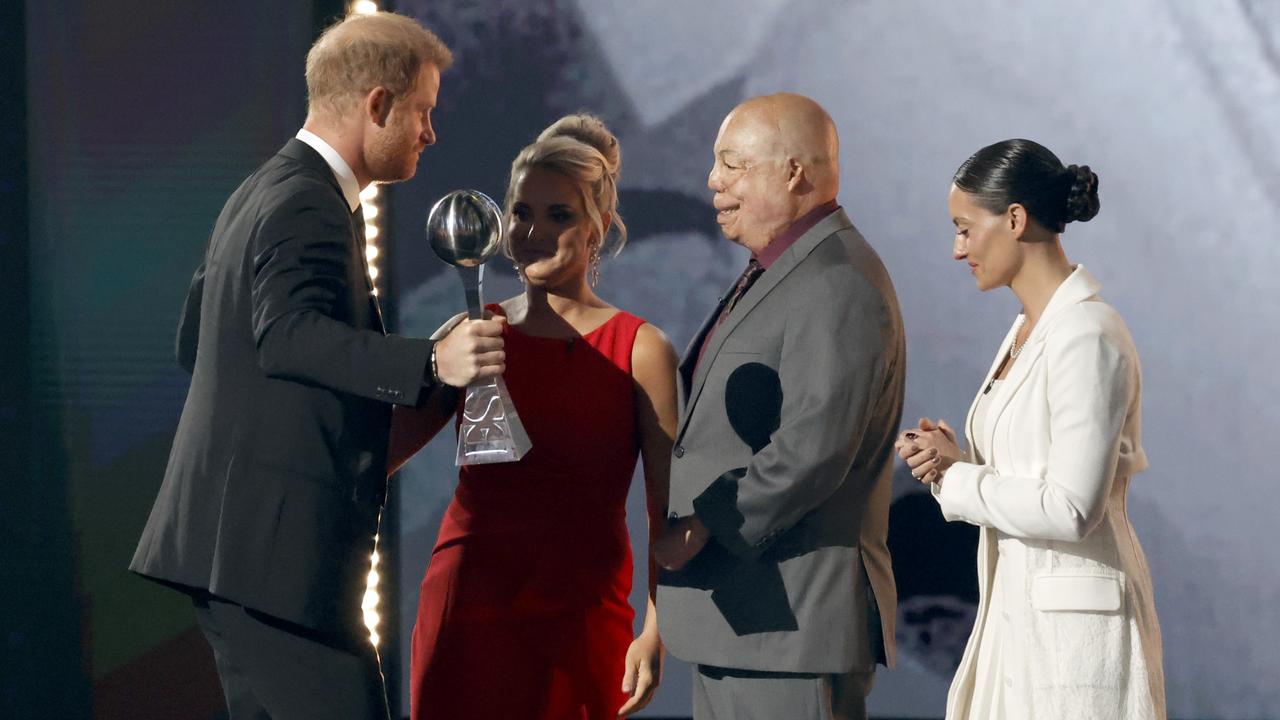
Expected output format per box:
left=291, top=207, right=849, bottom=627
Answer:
left=130, top=13, right=505, bottom=719
left=653, top=94, right=905, bottom=720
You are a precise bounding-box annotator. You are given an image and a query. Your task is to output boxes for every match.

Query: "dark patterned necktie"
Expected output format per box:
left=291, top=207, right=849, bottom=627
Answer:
left=723, top=259, right=764, bottom=316
left=694, top=259, right=765, bottom=374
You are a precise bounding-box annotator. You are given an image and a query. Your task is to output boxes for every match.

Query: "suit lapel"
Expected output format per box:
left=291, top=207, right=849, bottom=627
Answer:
left=280, top=140, right=385, bottom=334
left=674, top=284, right=735, bottom=443
left=973, top=265, right=1102, bottom=458
left=980, top=333, right=1044, bottom=458
left=1027, top=264, right=1102, bottom=343
left=678, top=286, right=734, bottom=399
left=348, top=206, right=386, bottom=333
left=965, top=320, right=1020, bottom=459
left=676, top=209, right=854, bottom=441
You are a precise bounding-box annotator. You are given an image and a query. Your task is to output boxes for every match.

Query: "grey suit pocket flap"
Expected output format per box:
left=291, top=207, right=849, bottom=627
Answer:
left=1031, top=573, right=1121, bottom=612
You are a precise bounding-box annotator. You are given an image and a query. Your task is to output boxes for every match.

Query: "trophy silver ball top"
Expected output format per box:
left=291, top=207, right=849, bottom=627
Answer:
left=426, top=189, right=503, bottom=268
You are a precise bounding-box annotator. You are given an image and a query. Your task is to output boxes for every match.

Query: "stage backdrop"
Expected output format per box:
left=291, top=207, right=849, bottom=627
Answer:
left=388, top=1, right=1280, bottom=717
left=22, top=2, right=336, bottom=717
left=22, top=1, right=1276, bottom=718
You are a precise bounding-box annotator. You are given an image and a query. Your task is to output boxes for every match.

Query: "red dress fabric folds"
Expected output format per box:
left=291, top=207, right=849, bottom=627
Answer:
left=410, top=307, right=646, bottom=720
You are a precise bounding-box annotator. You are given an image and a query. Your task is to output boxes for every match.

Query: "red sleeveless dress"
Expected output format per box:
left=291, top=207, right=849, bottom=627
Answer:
left=410, top=306, right=646, bottom=720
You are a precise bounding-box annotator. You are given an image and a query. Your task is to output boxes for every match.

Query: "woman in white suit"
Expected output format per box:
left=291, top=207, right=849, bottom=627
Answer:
left=898, top=139, right=1164, bottom=719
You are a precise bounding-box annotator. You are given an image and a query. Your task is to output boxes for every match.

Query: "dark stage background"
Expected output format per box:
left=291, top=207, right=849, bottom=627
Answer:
left=7, top=1, right=1279, bottom=719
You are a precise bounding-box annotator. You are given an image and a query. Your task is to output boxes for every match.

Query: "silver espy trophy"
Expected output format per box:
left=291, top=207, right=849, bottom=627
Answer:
left=426, top=190, right=532, bottom=466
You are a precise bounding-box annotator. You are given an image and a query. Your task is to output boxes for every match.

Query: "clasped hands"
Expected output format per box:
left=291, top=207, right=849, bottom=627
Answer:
left=895, top=417, right=963, bottom=485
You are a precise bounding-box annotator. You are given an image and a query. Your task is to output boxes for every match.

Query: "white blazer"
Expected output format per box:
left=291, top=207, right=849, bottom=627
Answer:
left=933, top=266, right=1165, bottom=719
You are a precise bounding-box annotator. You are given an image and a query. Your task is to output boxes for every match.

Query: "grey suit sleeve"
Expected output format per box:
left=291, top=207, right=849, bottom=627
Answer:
left=694, top=264, right=894, bottom=559
left=250, top=183, right=434, bottom=405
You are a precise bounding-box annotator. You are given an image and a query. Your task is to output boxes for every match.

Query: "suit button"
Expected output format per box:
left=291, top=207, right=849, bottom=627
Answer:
left=673, top=446, right=685, bottom=458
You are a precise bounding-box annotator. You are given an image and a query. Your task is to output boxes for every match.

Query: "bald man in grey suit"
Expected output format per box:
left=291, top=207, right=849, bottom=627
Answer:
left=653, top=94, right=904, bottom=720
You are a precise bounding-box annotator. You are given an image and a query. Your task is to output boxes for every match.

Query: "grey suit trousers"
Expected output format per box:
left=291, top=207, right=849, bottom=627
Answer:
left=692, top=664, right=875, bottom=720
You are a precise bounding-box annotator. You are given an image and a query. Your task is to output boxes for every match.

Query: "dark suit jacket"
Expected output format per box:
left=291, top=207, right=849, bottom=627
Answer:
left=657, top=209, right=904, bottom=672
left=131, top=139, right=433, bottom=637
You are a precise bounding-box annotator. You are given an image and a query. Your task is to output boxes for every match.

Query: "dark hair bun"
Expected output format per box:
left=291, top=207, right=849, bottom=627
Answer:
left=953, top=139, right=1099, bottom=233
left=1063, top=164, right=1100, bottom=223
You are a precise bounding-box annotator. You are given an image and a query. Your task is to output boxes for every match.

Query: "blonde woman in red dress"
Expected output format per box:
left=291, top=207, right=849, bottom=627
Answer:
left=390, top=114, right=677, bottom=719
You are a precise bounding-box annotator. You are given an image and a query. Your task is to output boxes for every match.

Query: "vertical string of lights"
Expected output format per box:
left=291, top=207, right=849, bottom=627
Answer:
left=351, top=0, right=385, bottom=649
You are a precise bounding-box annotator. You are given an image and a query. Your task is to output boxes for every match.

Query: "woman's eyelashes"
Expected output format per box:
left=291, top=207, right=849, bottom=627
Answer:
left=509, top=206, right=575, bottom=225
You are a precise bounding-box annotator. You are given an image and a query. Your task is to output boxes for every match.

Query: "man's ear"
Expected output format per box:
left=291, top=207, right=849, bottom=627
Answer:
left=364, top=86, right=393, bottom=127
left=785, top=158, right=809, bottom=193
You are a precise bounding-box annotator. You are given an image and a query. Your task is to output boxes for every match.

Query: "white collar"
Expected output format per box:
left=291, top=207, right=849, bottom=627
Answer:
left=295, top=128, right=362, bottom=212
left=1023, top=264, right=1104, bottom=342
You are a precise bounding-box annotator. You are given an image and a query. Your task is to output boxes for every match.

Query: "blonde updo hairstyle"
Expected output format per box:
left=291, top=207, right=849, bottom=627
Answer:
left=504, top=114, right=628, bottom=259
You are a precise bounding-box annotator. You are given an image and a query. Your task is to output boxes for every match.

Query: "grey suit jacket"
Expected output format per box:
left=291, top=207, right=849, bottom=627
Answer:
left=657, top=208, right=904, bottom=673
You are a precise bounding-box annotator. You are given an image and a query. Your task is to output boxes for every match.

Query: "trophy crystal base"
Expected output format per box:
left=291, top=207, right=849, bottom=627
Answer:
left=456, top=375, right=532, bottom=466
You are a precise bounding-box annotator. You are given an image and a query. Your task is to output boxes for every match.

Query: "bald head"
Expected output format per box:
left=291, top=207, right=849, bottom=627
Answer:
left=708, top=93, right=840, bottom=253
left=727, top=93, right=840, bottom=197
